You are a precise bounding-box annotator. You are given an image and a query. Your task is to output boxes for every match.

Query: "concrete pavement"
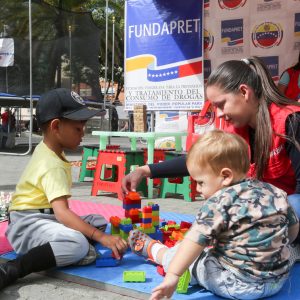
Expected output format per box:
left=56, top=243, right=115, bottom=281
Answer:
left=0, top=135, right=201, bottom=300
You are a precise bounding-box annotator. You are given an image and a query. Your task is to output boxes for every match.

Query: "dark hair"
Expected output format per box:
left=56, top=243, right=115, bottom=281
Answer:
left=206, top=56, right=300, bottom=179
left=292, top=51, right=300, bottom=70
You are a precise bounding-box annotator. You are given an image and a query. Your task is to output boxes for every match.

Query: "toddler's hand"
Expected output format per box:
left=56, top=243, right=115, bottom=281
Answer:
left=99, top=233, right=128, bottom=259
left=150, top=272, right=179, bottom=300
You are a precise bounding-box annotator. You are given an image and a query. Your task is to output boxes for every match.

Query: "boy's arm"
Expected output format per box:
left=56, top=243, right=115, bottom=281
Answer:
left=51, top=197, right=127, bottom=258
left=151, top=238, right=205, bottom=300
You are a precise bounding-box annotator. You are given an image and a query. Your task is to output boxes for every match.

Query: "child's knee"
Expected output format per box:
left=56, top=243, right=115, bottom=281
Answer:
left=52, top=232, right=90, bottom=266
left=69, top=233, right=90, bottom=261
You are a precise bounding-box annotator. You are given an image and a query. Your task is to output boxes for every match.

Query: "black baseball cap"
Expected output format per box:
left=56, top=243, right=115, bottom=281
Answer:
left=36, top=88, right=106, bottom=124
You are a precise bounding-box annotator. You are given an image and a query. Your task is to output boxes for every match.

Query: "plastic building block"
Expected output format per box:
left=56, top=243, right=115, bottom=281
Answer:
left=119, top=223, right=133, bottom=232
left=125, top=191, right=141, bottom=201
left=110, top=216, right=121, bottom=227
left=156, top=265, right=166, bottom=276
left=123, top=271, right=146, bottom=282
left=180, top=221, right=192, bottom=230
left=171, top=231, right=184, bottom=241
left=96, top=257, right=120, bottom=267
left=176, top=269, right=191, bottom=294
left=143, top=206, right=152, bottom=213
left=120, top=218, right=132, bottom=225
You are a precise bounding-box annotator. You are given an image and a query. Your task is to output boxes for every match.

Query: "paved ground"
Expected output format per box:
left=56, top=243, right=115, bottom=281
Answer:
left=0, top=135, right=201, bottom=300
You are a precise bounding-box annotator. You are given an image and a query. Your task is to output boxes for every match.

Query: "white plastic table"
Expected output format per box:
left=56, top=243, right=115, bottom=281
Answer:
left=92, top=131, right=187, bottom=198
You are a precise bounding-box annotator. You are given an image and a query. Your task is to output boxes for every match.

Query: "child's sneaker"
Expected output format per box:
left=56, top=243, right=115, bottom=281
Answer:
left=75, top=244, right=97, bottom=266
left=288, top=243, right=300, bottom=268
left=128, top=229, right=161, bottom=262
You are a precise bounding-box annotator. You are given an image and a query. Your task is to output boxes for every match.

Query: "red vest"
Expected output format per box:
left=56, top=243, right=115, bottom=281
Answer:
left=219, top=103, right=300, bottom=195
left=285, top=68, right=300, bottom=101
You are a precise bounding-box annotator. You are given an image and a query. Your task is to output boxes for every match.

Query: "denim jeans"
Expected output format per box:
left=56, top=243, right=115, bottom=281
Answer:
left=162, top=245, right=287, bottom=299
left=288, top=194, right=300, bottom=219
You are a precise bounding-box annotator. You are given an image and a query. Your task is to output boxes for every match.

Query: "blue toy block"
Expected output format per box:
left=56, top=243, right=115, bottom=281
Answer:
left=161, top=221, right=167, bottom=227
left=98, top=249, right=113, bottom=258
left=141, top=218, right=152, bottom=224
left=96, top=257, right=121, bottom=267
left=123, top=203, right=141, bottom=210
left=119, top=223, right=133, bottom=232
left=149, top=229, right=163, bottom=242
left=151, top=204, right=160, bottom=211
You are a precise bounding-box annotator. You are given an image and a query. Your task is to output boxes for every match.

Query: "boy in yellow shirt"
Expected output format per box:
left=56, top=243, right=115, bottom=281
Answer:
left=1, top=88, right=128, bottom=289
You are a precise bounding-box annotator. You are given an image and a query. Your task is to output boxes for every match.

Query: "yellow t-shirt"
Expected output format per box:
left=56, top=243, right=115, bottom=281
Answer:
left=9, top=141, right=72, bottom=211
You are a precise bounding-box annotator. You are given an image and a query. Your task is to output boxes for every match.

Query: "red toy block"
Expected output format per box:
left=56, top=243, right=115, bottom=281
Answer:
left=143, top=206, right=152, bottom=213
left=157, top=265, right=166, bottom=276
left=164, top=238, right=177, bottom=248
left=110, top=216, right=121, bottom=227
left=125, top=191, right=141, bottom=201
left=180, top=221, right=192, bottom=230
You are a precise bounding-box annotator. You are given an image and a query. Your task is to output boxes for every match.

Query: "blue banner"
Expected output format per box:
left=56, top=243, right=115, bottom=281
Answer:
left=125, top=0, right=204, bottom=111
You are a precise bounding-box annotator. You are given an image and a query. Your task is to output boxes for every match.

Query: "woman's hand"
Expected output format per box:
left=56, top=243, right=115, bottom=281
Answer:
left=121, top=165, right=151, bottom=195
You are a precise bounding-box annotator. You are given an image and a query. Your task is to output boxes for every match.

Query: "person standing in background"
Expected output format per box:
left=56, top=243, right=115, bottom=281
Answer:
left=278, top=51, right=300, bottom=101
left=1, top=108, right=10, bottom=148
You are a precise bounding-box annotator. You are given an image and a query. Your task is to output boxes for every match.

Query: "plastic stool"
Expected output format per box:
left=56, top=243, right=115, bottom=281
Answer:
left=79, top=145, right=120, bottom=182
left=160, top=152, right=197, bottom=202
left=79, top=146, right=98, bottom=182
left=91, top=149, right=147, bottom=200
left=142, top=148, right=175, bottom=186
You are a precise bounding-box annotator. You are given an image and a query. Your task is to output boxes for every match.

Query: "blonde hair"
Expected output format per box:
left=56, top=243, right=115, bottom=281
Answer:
left=187, top=130, right=250, bottom=175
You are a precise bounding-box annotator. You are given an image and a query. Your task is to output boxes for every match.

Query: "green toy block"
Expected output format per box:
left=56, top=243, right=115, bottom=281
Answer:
left=110, top=225, right=120, bottom=235
left=120, top=230, right=129, bottom=240
left=121, top=218, right=132, bottom=225
left=141, top=227, right=156, bottom=234
left=176, top=269, right=191, bottom=294
left=123, top=271, right=146, bottom=282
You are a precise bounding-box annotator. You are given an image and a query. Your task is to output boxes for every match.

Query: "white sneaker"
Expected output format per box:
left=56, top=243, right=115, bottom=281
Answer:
left=75, top=244, right=97, bottom=266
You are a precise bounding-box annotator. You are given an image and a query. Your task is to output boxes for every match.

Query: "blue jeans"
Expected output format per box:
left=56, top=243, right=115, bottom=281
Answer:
left=288, top=194, right=300, bottom=219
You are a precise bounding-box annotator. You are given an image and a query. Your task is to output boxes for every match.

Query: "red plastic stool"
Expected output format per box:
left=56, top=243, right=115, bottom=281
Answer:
left=79, top=145, right=120, bottom=182
left=91, top=149, right=147, bottom=200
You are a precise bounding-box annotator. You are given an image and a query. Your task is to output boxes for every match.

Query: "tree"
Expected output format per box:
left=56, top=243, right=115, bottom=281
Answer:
left=0, top=0, right=125, bottom=101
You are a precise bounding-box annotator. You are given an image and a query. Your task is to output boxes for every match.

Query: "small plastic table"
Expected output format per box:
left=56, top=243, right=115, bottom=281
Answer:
left=92, top=131, right=187, bottom=198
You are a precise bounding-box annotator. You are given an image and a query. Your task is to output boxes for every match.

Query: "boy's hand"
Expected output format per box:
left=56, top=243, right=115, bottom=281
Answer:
left=98, top=233, right=128, bottom=259
left=150, top=273, right=179, bottom=300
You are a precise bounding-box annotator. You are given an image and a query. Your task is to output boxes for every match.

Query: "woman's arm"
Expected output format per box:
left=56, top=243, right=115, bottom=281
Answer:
left=121, top=155, right=189, bottom=194
left=149, top=155, right=188, bottom=178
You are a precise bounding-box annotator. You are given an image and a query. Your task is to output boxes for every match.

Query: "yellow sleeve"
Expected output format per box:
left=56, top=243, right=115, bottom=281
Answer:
left=41, top=167, right=71, bottom=202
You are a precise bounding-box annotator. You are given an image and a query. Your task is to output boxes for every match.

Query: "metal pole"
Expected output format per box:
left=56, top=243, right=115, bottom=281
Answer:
left=68, top=25, right=72, bottom=89
left=3, top=25, right=8, bottom=93
left=5, top=68, right=8, bottom=93
left=1, top=0, right=33, bottom=155
left=112, top=15, right=115, bottom=99
left=104, top=0, right=112, bottom=133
